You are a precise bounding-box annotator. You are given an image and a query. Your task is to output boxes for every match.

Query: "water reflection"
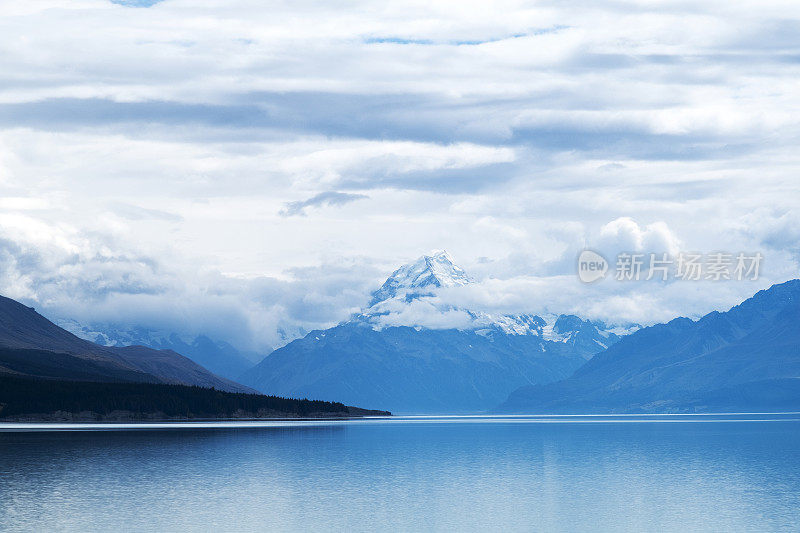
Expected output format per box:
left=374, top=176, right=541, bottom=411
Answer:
left=1, top=416, right=799, bottom=532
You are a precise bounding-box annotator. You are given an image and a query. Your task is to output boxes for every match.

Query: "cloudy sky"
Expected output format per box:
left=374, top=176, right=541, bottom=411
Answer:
left=1, top=0, right=798, bottom=351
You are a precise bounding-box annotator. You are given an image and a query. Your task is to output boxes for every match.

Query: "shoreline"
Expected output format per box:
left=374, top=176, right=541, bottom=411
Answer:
left=0, top=408, right=391, bottom=423
left=4, top=411, right=796, bottom=426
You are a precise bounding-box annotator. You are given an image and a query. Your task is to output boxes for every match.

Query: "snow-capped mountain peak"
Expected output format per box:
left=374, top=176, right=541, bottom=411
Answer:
left=421, top=250, right=471, bottom=287
left=360, top=251, right=636, bottom=350
left=368, top=250, right=471, bottom=306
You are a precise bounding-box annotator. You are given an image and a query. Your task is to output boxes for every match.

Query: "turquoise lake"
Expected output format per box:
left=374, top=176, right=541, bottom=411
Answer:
left=2, top=414, right=800, bottom=532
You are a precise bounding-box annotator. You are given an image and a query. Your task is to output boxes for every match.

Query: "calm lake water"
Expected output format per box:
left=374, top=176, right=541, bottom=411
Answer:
left=2, top=414, right=800, bottom=532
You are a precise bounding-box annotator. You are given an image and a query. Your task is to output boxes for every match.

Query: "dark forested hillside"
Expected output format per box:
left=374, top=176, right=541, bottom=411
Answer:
left=0, top=375, right=390, bottom=421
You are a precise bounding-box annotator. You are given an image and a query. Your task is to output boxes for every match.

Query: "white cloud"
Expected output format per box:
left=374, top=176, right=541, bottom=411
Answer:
left=370, top=298, right=476, bottom=330
left=0, top=0, right=798, bottom=348
left=597, top=217, right=682, bottom=257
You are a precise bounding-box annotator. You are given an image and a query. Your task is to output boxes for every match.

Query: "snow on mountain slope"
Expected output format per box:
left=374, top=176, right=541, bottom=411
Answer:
left=361, top=250, right=629, bottom=341
left=368, top=250, right=471, bottom=306
left=496, top=279, right=800, bottom=414
left=240, top=251, right=634, bottom=412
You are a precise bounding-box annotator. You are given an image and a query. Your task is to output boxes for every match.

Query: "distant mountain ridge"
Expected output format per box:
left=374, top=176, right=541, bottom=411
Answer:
left=496, top=279, right=800, bottom=413
left=241, top=251, right=628, bottom=413
left=0, top=294, right=254, bottom=393
left=55, top=320, right=259, bottom=381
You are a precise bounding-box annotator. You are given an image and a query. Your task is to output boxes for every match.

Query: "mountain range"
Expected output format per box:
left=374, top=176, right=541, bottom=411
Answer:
left=55, top=321, right=259, bottom=382
left=10, top=249, right=797, bottom=416
left=0, top=295, right=254, bottom=393
left=239, top=251, right=626, bottom=413
left=496, top=279, right=800, bottom=413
